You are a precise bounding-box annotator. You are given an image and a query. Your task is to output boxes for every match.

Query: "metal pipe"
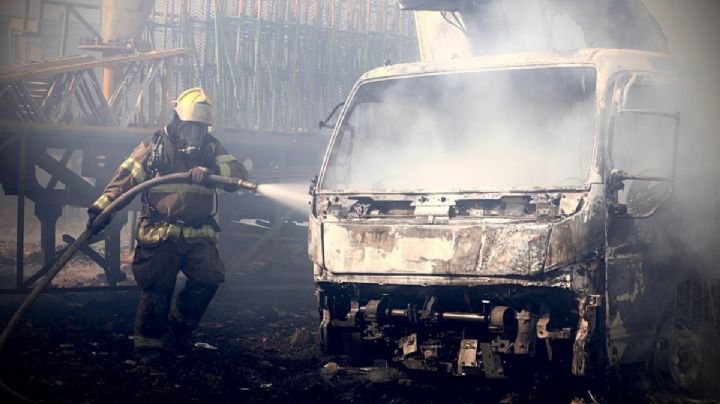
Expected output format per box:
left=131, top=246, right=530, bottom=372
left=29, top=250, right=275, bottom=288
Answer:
left=16, top=134, right=26, bottom=289
left=38, top=0, right=45, bottom=37
left=60, top=7, right=70, bottom=56
left=213, top=0, right=224, bottom=124
left=387, top=308, right=486, bottom=323
left=441, top=312, right=486, bottom=323
left=23, top=0, right=30, bottom=33
left=102, top=63, right=119, bottom=101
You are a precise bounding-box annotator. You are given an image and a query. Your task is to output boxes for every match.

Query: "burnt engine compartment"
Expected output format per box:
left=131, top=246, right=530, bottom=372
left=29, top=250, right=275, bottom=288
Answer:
left=317, top=283, right=580, bottom=378
left=321, top=192, right=585, bottom=221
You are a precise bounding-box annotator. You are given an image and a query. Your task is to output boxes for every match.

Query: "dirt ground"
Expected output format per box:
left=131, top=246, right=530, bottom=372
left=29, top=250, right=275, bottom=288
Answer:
left=0, top=246, right=717, bottom=403
left=0, top=284, right=554, bottom=404
left=0, top=262, right=606, bottom=404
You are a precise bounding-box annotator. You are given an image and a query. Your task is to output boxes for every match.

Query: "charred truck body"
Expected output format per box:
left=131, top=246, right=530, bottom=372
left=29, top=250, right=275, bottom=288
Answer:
left=310, top=0, right=719, bottom=394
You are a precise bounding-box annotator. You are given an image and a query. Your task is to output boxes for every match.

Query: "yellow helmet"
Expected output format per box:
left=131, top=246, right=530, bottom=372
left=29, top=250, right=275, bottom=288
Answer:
left=173, top=87, right=215, bottom=125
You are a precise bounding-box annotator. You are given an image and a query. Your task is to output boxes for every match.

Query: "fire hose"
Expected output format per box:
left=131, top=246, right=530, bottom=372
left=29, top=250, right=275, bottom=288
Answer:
left=0, top=171, right=257, bottom=403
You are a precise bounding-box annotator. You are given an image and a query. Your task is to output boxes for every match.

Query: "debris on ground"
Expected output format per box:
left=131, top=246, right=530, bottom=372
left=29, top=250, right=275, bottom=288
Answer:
left=0, top=266, right=706, bottom=403
left=193, top=342, right=219, bottom=350
left=289, top=327, right=312, bottom=347
left=321, top=361, right=340, bottom=377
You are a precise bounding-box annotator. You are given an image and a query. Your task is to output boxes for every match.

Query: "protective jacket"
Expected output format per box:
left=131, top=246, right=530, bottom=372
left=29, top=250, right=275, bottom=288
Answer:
left=90, top=128, right=247, bottom=245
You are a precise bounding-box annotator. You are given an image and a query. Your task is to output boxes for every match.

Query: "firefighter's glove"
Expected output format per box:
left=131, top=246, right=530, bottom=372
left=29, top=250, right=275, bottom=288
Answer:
left=86, top=207, right=111, bottom=234
left=190, top=166, right=210, bottom=186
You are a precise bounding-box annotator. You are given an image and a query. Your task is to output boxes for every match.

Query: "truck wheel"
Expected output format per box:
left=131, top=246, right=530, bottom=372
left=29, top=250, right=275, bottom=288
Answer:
left=344, top=331, right=371, bottom=366
left=319, top=320, right=342, bottom=355
left=651, top=316, right=704, bottom=392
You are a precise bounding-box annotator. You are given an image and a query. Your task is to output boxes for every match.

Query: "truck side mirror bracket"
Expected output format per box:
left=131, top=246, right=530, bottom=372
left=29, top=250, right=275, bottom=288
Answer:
left=319, top=102, right=345, bottom=130
left=608, top=168, right=674, bottom=219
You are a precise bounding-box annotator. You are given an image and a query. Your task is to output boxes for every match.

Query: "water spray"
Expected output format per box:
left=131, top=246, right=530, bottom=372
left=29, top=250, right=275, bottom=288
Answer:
left=254, top=183, right=311, bottom=212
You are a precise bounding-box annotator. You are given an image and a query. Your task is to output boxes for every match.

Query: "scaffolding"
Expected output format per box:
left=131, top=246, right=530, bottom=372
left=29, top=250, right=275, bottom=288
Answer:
left=6, top=0, right=416, bottom=130
left=146, top=0, right=417, bottom=131
left=0, top=0, right=417, bottom=292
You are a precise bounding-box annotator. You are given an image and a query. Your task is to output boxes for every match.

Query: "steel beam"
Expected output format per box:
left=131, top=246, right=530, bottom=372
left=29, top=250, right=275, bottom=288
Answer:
left=62, top=234, right=107, bottom=269
left=0, top=133, right=19, bottom=154
left=0, top=49, right=191, bottom=83
left=16, top=134, right=26, bottom=289
left=35, top=199, right=62, bottom=269
left=34, top=149, right=97, bottom=203
left=50, top=71, right=83, bottom=123
left=121, top=61, right=162, bottom=126
left=45, top=148, right=73, bottom=191
left=60, top=7, right=70, bottom=56
left=67, top=5, right=101, bottom=38
left=87, top=69, right=119, bottom=126
left=43, top=1, right=100, bottom=10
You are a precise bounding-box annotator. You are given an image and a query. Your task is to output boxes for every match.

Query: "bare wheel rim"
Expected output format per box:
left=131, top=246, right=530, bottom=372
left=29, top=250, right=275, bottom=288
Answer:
left=653, top=316, right=704, bottom=391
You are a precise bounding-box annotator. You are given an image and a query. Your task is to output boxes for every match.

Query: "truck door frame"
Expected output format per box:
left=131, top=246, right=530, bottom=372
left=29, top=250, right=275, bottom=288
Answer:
left=603, top=71, right=683, bottom=367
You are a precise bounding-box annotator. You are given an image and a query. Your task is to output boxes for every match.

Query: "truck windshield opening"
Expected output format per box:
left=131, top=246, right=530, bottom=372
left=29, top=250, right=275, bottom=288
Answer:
left=321, top=66, right=597, bottom=192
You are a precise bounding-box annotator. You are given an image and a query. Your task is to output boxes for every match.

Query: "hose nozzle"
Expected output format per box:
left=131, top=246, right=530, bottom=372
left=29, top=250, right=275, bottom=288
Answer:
left=237, top=179, right=258, bottom=193
left=207, top=174, right=258, bottom=193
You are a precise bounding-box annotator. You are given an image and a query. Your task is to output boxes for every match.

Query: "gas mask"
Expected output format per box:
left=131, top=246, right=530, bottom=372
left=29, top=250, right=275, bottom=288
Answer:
left=174, top=121, right=208, bottom=162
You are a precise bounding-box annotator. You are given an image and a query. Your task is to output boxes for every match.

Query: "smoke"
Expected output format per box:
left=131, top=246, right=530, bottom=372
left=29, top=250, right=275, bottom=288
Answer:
left=324, top=67, right=596, bottom=192
left=643, top=1, right=720, bottom=278
left=453, top=0, right=668, bottom=56
left=321, top=1, right=720, bottom=279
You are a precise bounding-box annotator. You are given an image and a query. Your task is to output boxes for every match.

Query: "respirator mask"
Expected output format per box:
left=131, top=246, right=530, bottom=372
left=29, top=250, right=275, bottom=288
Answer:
left=174, top=121, right=208, bottom=161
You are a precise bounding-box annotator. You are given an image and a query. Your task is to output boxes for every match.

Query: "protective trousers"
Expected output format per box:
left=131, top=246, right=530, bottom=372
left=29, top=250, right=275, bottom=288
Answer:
left=131, top=238, right=225, bottom=350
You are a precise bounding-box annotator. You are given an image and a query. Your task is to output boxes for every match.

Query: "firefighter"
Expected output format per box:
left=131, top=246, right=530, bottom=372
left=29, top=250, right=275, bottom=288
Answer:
left=87, top=88, right=248, bottom=351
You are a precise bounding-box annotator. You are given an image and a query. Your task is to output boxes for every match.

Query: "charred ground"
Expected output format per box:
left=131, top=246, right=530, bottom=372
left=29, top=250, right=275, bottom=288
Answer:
left=0, top=281, right=575, bottom=403
left=0, top=240, right=718, bottom=404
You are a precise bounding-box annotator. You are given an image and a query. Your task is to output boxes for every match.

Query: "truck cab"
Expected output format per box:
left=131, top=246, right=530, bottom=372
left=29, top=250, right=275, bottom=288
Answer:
left=309, top=47, right=719, bottom=392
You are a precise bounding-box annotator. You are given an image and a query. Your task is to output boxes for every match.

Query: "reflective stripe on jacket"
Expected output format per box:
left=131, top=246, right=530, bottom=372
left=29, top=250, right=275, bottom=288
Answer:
left=136, top=220, right=219, bottom=245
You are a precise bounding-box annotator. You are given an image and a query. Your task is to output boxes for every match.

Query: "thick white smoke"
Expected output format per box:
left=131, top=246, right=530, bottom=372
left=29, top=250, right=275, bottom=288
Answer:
left=324, top=67, right=596, bottom=192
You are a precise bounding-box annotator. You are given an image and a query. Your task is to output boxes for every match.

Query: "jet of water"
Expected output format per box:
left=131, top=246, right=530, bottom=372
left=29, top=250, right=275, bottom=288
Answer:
left=255, top=183, right=310, bottom=212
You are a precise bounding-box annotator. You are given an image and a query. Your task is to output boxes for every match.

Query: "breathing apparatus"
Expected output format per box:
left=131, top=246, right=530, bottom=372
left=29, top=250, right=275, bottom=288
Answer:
left=171, top=87, right=215, bottom=161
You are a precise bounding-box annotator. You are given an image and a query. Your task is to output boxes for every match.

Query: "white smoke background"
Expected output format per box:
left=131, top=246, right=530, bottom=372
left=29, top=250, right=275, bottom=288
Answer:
left=462, top=1, right=586, bottom=54
left=324, top=67, right=596, bottom=192
left=323, top=1, right=720, bottom=278
left=643, top=1, right=720, bottom=278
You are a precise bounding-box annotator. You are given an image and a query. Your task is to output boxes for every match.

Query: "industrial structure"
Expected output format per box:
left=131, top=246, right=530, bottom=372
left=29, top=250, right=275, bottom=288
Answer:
left=0, top=1, right=719, bottom=403
left=0, top=0, right=417, bottom=292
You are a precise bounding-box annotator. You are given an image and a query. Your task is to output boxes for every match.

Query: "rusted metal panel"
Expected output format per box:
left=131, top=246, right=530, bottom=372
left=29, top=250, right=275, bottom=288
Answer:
left=605, top=253, right=668, bottom=365
left=308, top=212, right=324, bottom=267
left=545, top=187, right=606, bottom=270
left=315, top=271, right=573, bottom=287
left=323, top=222, right=551, bottom=276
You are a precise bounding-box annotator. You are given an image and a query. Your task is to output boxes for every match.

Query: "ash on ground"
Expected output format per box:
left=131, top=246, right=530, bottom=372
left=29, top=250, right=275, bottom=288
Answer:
left=0, top=250, right=714, bottom=404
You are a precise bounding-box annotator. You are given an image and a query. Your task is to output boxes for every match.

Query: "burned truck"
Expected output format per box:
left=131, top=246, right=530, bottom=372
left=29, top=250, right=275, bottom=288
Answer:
left=309, top=46, right=720, bottom=392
